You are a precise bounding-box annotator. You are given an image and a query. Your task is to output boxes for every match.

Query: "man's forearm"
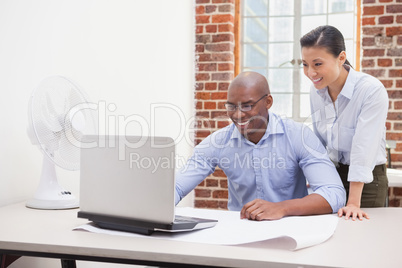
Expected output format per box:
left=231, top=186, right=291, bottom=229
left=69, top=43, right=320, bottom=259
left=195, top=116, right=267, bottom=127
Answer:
left=280, top=193, right=333, bottom=217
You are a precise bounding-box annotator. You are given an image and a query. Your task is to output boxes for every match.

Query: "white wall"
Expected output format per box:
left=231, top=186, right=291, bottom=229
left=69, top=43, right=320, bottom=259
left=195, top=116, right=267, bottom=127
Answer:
left=0, top=0, right=194, bottom=267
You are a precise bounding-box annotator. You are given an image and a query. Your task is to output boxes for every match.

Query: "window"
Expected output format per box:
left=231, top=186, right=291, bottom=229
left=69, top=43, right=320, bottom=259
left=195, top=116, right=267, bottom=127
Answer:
left=240, top=0, right=358, bottom=121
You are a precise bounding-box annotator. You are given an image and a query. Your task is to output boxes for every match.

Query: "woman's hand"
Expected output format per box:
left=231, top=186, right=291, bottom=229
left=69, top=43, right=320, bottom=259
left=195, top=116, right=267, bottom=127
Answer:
left=338, top=204, right=369, bottom=221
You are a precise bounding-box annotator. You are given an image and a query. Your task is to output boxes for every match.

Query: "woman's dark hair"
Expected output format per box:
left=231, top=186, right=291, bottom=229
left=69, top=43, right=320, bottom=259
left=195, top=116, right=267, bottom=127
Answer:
left=300, top=25, right=352, bottom=67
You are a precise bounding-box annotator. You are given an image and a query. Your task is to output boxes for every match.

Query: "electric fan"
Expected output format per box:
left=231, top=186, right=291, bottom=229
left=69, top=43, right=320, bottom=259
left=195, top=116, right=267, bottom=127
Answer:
left=26, top=76, right=95, bottom=209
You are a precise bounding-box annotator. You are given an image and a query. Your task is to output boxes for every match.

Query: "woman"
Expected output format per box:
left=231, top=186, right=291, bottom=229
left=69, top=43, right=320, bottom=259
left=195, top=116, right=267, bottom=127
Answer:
left=300, top=25, right=389, bottom=221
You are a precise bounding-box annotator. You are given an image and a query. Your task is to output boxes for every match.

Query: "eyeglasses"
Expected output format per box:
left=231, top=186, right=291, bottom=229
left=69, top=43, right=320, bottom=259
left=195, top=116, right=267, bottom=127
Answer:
left=225, top=94, right=268, bottom=112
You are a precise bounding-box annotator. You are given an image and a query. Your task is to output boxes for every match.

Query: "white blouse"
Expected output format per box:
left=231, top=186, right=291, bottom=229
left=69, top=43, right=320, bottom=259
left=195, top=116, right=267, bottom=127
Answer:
left=310, top=65, right=389, bottom=183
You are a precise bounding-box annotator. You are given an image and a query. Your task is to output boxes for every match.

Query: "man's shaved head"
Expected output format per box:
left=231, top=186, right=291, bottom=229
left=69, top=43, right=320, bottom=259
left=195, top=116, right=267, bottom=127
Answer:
left=228, top=71, right=270, bottom=97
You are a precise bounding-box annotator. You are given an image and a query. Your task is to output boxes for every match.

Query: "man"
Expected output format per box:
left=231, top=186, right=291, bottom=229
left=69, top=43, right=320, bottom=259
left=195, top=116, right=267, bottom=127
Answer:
left=175, top=71, right=346, bottom=220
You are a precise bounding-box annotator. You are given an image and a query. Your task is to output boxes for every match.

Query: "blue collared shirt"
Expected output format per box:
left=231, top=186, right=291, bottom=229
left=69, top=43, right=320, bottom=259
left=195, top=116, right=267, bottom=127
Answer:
left=310, top=66, right=388, bottom=183
left=175, top=112, right=346, bottom=213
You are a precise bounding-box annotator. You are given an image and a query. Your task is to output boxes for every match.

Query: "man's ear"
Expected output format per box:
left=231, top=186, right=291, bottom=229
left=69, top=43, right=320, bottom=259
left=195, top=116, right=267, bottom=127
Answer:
left=266, top=94, right=273, bottom=110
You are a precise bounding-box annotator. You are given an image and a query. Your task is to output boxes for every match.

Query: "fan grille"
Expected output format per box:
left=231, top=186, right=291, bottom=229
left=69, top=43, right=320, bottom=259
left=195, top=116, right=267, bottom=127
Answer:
left=29, top=76, right=94, bottom=171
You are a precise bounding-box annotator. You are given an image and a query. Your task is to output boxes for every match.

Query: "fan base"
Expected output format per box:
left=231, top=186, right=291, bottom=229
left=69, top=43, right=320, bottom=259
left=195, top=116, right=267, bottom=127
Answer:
left=26, top=198, right=79, bottom=210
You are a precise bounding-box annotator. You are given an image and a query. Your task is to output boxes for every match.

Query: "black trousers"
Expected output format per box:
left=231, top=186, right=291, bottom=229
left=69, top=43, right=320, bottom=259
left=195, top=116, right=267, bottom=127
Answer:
left=336, top=163, right=388, bottom=207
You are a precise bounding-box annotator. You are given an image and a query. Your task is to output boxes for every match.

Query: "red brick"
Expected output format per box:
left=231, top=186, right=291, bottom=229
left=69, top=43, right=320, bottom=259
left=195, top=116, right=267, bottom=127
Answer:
left=196, top=25, right=204, bottom=34
left=217, top=101, right=227, bottom=110
left=363, top=49, right=385, bottom=57
left=219, top=4, right=233, bottom=13
left=363, top=0, right=376, bottom=3
left=218, top=82, right=230, bottom=91
left=212, top=0, right=235, bottom=4
left=396, top=142, right=402, bottom=151
left=386, top=26, right=402, bottom=36
left=363, top=6, right=384, bottom=16
left=205, top=43, right=233, bottom=52
left=196, top=15, right=210, bottom=24
left=218, top=23, right=234, bottom=33
left=362, top=37, right=375, bottom=46
left=195, top=101, right=203, bottom=109
left=379, top=0, right=393, bottom=2
left=395, top=123, right=402, bottom=130
left=386, top=4, right=402, bottom=13
left=218, top=63, right=234, bottom=71
left=196, top=5, right=205, bottom=14
left=398, top=36, right=402, bottom=45
left=387, top=112, right=402, bottom=120
left=218, top=201, right=228, bottom=209
left=196, top=73, right=210, bottom=81
left=390, top=69, right=402, bottom=77
left=212, top=190, right=228, bottom=199
left=379, top=16, right=394, bottom=24
left=212, top=14, right=234, bottom=23
left=388, top=197, right=401, bottom=207
left=195, top=91, right=211, bottom=100
left=198, top=53, right=212, bottom=62
left=362, top=59, right=375, bottom=68
left=211, top=92, right=227, bottom=100
left=362, top=69, right=385, bottom=77
left=204, top=101, right=217, bottom=110
left=389, top=90, right=402, bottom=98
left=211, top=52, right=234, bottom=61
left=212, top=169, right=226, bottom=177
left=397, top=15, right=402, bottom=24
left=206, top=178, right=219, bottom=187
left=211, top=111, right=228, bottom=119
left=217, top=120, right=231, bottom=128
left=195, top=111, right=210, bottom=119
left=211, top=72, right=233, bottom=81
left=194, top=199, right=219, bottom=209
left=378, top=58, right=393, bottom=67
left=380, top=80, right=394, bottom=88
left=205, top=5, right=217, bottom=13
left=397, top=80, right=402, bottom=88
left=362, top=27, right=384, bottom=36
left=196, top=44, right=204, bottom=53
left=195, top=189, right=211, bottom=198
left=362, top=17, right=376, bottom=26
left=386, top=121, right=392, bottom=131
left=212, top=34, right=234, bottom=43
left=394, top=100, right=402, bottom=109
left=198, top=63, right=217, bottom=71
left=391, top=153, right=402, bottom=162
left=387, top=132, right=402, bottom=141
left=206, top=25, right=217, bottom=33
left=196, top=0, right=210, bottom=3
left=393, top=186, right=402, bottom=196
left=205, top=82, right=217, bottom=90
left=195, top=130, right=212, bottom=138
left=220, top=178, right=228, bottom=188
left=195, top=83, right=204, bottom=91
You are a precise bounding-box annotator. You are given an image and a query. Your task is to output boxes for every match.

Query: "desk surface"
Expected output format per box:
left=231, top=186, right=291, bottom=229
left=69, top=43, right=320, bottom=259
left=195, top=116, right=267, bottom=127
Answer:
left=0, top=202, right=401, bottom=268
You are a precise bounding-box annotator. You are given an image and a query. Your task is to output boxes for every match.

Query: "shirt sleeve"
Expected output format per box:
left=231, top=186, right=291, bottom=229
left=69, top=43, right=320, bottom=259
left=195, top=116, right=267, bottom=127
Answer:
left=175, top=136, right=219, bottom=205
left=348, top=85, right=389, bottom=183
left=295, top=124, right=346, bottom=213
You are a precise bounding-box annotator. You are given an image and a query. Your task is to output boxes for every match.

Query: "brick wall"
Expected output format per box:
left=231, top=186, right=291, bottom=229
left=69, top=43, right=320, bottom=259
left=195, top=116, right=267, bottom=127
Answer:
left=361, top=0, right=402, bottom=206
left=194, top=0, right=235, bottom=209
left=193, top=0, right=402, bottom=209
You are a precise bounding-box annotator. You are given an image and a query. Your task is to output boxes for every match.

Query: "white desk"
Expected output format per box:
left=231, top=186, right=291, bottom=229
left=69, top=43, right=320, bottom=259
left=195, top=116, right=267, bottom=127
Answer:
left=388, top=168, right=402, bottom=187
left=0, top=202, right=401, bottom=268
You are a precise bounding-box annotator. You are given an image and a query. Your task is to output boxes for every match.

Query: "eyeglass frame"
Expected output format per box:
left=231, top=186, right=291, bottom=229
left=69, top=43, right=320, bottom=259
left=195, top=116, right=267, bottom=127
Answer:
left=224, top=94, right=269, bottom=112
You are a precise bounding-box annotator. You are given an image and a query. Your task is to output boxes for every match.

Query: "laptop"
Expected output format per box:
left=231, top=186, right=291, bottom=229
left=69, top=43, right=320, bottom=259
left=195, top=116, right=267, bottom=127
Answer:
left=77, top=135, right=217, bottom=235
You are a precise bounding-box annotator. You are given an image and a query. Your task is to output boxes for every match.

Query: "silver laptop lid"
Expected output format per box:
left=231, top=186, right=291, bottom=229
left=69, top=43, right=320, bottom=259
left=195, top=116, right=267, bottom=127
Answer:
left=79, top=135, right=175, bottom=224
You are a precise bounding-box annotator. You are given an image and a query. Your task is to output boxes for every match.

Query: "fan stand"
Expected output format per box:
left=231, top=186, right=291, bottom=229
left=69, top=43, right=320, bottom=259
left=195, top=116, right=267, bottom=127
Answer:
left=26, top=155, right=79, bottom=210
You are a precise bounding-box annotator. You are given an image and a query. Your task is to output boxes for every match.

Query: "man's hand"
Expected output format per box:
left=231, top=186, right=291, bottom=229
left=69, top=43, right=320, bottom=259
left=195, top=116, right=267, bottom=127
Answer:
left=338, top=204, right=369, bottom=221
left=240, top=199, right=286, bottom=221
